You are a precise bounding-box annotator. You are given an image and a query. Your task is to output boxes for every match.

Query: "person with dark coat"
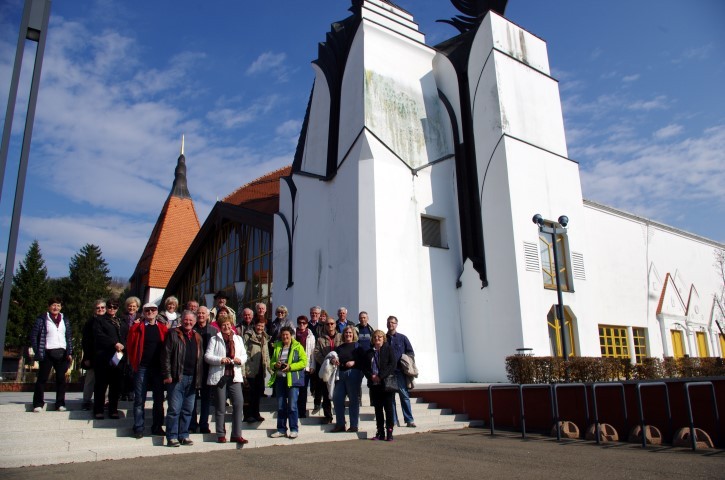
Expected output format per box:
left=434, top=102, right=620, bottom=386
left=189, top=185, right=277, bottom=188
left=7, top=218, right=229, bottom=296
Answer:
left=313, top=318, right=341, bottom=424
left=92, top=299, right=128, bottom=419
left=190, top=306, right=217, bottom=433
left=330, top=326, right=364, bottom=432
left=29, top=297, right=73, bottom=412
left=362, top=329, right=397, bottom=441
left=126, top=303, right=168, bottom=439
left=81, top=301, right=104, bottom=410
left=162, top=310, right=203, bottom=447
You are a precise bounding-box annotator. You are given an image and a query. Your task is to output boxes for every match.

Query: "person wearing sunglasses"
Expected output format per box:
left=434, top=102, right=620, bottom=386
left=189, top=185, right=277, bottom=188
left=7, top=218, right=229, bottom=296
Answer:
left=126, top=303, right=168, bottom=439
left=313, top=319, right=341, bottom=424
left=80, top=299, right=105, bottom=410
left=330, top=326, right=364, bottom=433
left=92, top=299, right=127, bottom=420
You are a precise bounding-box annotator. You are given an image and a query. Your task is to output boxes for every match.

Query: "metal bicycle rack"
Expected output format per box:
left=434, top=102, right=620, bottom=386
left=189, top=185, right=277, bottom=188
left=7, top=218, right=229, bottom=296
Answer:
left=591, top=382, right=627, bottom=444
left=488, top=384, right=555, bottom=439
left=635, top=382, right=671, bottom=448
left=552, top=383, right=589, bottom=441
left=488, top=384, right=520, bottom=437
left=683, top=381, right=720, bottom=451
left=520, top=384, right=554, bottom=439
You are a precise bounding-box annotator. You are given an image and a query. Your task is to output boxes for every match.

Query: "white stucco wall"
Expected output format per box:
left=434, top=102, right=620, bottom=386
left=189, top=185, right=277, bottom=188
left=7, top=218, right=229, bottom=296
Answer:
left=272, top=3, right=725, bottom=385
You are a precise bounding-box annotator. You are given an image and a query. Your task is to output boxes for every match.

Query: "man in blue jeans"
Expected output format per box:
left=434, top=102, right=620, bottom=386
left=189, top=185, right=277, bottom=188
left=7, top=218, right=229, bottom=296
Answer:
left=127, top=303, right=168, bottom=439
left=386, top=315, right=416, bottom=428
left=162, top=311, right=203, bottom=447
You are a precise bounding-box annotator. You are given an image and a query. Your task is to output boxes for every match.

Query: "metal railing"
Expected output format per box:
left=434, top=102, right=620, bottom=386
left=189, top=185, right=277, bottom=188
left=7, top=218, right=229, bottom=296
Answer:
left=683, top=381, right=720, bottom=451
left=635, top=382, right=671, bottom=448
left=591, top=382, right=627, bottom=444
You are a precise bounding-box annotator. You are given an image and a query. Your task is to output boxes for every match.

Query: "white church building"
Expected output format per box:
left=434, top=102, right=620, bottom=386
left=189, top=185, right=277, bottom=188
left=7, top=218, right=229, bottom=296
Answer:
left=268, top=0, right=724, bottom=383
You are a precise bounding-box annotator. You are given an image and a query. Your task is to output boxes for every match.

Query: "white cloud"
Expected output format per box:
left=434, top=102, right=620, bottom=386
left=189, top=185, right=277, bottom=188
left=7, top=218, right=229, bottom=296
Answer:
left=672, top=44, right=712, bottom=64
left=0, top=10, right=298, bottom=278
left=580, top=125, right=725, bottom=221
left=627, top=95, right=669, bottom=111
left=276, top=119, right=301, bottom=137
left=206, top=95, right=280, bottom=129
left=246, top=51, right=289, bottom=81
left=653, top=124, right=683, bottom=140
left=589, top=47, right=603, bottom=60
left=17, top=213, right=155, bottom=277
left=622, top=74, right=640, bottom=83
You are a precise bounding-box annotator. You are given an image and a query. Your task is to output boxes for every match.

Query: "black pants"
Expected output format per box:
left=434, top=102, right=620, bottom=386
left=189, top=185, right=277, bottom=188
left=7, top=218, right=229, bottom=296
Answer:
left=243, top=374, right=265, bottom=418
left=310, top=369, right=323, bottom=407
left=297, top=371, right=310, bottom=416
left=190, top=382, right=212, bottom=430
left=370, top=384, right=394, bottom=431
left=33, top=349, right=68, bottom=408
left=320, top=381, right=333, bottom=419
left=94, top=360, right=122, bottom=415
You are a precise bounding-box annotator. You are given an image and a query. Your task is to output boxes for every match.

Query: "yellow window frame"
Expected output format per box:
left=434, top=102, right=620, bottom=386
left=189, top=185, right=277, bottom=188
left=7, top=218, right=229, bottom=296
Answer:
left=599, top=325, right=629, bottom=359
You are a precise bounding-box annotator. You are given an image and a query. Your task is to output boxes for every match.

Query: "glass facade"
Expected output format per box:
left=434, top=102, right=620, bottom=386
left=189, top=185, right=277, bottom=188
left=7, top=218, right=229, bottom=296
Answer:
left=176, top=221, right=272, bottom=310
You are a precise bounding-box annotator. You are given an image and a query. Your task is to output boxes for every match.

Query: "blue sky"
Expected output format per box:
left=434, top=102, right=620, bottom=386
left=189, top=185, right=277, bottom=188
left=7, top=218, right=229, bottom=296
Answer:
left=0, top=0, right=723, bottom=279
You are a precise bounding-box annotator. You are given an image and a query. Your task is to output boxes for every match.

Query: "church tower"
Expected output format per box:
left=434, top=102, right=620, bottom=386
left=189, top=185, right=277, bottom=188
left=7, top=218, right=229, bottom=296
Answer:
left=130, top=136, right=201, bottom=304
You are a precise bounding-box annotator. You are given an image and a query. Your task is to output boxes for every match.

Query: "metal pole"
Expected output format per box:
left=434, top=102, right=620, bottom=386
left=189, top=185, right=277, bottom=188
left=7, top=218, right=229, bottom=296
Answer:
left=550, top=225, right=568, bottom=360
left=0, top=1, right=32, bottom=200
left=0, top=0, right=51, bottom=379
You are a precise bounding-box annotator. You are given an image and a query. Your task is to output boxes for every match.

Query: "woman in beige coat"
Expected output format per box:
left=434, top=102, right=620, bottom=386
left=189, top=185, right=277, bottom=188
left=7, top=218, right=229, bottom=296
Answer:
left=243, top=320, right=270, bottom=422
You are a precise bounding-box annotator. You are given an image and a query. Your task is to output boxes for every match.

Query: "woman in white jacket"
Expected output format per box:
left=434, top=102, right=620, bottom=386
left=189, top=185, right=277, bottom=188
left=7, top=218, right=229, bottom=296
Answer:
left=294, top=315, right=316, bottom=417
left=205, top=314, right=247, bottom=444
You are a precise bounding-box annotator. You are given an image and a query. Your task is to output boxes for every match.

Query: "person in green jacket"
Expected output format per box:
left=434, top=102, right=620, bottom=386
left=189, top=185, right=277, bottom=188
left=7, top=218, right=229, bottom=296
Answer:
left=268, top=326, right=307, bottom=439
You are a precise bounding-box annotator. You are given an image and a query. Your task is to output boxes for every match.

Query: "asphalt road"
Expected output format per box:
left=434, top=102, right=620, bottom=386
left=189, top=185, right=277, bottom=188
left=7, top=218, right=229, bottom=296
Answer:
left=4, top=429, right=724, bottom=479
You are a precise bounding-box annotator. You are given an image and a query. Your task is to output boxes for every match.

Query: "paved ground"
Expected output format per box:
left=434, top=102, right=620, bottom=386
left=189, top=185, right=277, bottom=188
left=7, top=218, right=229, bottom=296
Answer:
left=3, top=428, right=724, bottom=479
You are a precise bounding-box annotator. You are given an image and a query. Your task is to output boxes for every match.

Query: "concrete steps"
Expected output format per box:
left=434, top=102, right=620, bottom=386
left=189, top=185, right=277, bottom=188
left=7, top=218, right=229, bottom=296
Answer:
left=0, top=394, right=479, bottom=468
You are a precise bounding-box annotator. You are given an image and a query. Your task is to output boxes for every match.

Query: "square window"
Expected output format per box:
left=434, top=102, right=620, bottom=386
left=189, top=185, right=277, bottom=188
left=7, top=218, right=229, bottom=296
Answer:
left=421, top=216, right=446, bottom=248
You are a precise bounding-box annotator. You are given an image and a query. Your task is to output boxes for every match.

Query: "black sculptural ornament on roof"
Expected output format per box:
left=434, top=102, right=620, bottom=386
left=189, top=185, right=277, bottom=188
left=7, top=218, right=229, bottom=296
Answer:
left=438, top=0, right=508, bottom=33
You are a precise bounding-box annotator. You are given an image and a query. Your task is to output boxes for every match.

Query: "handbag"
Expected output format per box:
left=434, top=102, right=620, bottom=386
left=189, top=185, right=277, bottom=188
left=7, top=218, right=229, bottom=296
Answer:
left=383, top=375, right=399, bottom=393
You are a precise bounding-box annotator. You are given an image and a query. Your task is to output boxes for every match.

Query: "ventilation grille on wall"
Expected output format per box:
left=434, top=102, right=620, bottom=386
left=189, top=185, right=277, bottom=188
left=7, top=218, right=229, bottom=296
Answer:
left=523, top=241, right=539, bottom=272
left=572, top=252, right=586, bottom=280
left=421, top=216, right=443, bottom=248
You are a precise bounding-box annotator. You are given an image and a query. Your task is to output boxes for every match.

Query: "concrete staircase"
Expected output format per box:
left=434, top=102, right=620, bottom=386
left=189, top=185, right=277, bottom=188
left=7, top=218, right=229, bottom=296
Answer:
left=0, top=393, right=480, bottom=468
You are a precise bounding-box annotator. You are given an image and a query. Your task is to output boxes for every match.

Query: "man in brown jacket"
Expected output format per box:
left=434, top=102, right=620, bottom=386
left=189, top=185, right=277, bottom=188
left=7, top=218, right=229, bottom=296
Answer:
left=162, top=310, right=203, bottom=447
left=313, top=319, right=342, bottom=424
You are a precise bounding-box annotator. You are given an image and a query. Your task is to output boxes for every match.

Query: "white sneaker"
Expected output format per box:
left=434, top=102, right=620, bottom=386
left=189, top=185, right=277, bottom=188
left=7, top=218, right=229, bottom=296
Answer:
left=57, top=406, right=67, bottom=412
left=270, top=431, right=286, bottom=438
left=33, top=406, right=43, bottom=413
left=288, top=432, right=298, bottom=439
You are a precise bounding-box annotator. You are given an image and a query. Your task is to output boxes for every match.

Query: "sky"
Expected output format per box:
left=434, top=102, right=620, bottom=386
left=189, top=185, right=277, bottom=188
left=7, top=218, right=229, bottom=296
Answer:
left=0, top=0, right=723, bottom=280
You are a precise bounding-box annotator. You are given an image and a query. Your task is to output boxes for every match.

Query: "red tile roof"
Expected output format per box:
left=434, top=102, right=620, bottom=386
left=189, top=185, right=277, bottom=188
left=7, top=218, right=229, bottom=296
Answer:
left=223, top=165, right=291, bottom=214
left=135, top=195, right=200, bottom=288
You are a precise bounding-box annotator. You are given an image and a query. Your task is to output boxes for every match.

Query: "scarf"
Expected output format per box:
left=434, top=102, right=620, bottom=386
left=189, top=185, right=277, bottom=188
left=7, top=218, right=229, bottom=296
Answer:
left=48, top=312, right=62, bottom=327
left=223, top=331, right=235, bottom=376
left=296, top=328, right=309, bottom=345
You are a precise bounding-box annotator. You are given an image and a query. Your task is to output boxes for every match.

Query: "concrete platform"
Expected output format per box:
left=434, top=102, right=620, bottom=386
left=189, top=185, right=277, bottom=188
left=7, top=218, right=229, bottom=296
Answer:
left=0, top=387, right=480, bottom=468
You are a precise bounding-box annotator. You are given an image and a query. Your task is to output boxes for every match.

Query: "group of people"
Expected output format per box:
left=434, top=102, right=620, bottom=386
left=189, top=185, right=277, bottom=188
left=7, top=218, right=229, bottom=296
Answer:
left=29, top=292, right=417, bottom=446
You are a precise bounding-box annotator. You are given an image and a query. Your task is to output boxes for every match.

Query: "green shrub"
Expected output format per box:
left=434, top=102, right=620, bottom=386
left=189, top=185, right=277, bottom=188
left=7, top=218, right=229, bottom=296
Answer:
left=505, top=355, right=725, bottom=384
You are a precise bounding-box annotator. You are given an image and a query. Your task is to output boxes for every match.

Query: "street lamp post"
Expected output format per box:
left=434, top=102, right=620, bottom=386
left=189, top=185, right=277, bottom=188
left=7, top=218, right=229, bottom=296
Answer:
left=533, top=213, right=569, bottom=360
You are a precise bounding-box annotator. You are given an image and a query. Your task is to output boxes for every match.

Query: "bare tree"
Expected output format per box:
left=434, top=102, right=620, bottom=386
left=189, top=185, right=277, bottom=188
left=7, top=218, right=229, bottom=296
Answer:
left=715, top=249, right=725, bottom=335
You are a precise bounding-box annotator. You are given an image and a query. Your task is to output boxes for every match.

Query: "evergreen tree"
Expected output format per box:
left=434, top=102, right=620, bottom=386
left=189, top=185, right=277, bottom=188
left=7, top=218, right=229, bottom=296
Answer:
left=6, top=241, right=50, bottom=347
left=63, top=244, right=112, bottom=362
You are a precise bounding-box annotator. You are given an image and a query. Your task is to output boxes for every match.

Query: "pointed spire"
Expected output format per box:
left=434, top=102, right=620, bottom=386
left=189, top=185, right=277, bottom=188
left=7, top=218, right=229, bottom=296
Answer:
left=170, top=134, right=191, bottom=199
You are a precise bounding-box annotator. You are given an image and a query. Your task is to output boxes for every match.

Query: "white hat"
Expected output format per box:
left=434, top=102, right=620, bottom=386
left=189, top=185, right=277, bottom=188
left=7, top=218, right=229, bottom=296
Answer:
left=142, top=303, right=158, bottom=310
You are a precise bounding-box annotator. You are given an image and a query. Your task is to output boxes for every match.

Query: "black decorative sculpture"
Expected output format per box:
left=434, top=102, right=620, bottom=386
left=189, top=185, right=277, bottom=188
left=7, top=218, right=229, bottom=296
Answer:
left=438, top=0, right=508, bottom=33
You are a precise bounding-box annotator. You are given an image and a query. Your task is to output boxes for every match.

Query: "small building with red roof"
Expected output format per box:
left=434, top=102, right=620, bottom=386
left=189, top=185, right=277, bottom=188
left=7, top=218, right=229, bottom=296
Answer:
left=129, top=141, right=200, bottom=304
